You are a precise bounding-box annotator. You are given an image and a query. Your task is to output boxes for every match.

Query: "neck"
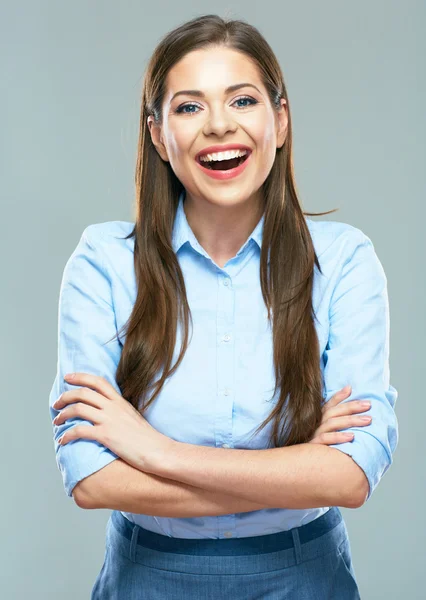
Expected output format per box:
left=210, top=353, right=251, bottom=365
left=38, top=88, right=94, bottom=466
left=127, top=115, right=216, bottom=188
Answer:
left=183, top=191, right=264, bottom=265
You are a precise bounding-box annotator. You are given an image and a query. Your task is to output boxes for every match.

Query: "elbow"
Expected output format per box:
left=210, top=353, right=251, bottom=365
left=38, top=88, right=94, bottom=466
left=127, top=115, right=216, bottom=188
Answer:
left=356, top=477, right=370, bottom=507
left=72, top=480, right=96, bottom=509
left=345, top=472, right=370, bottom=509
left=329, top=447, right=370, bottom=508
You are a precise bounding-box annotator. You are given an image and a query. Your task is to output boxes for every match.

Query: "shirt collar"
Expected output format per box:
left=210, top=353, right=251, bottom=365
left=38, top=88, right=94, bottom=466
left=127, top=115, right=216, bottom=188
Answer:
left=172, top=188, right=265, bottom=256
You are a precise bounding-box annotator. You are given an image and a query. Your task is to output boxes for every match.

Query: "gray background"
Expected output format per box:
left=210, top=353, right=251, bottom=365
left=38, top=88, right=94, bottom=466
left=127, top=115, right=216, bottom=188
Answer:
left=1, top=1, right=424, bottom=598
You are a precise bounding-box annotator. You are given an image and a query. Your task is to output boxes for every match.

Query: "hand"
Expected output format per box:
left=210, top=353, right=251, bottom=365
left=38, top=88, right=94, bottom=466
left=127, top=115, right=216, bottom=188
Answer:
left=52, top=372, right=173, bottom=474
left=308, top=385, right=372, bottom=445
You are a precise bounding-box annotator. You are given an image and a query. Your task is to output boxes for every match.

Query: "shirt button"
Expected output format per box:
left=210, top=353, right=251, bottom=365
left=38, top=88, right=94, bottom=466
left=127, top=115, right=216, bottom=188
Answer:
left=223, top=333, right=231, bottom=342
left=223, top=278, right=230, bottom=286
left=222, top=443, right=230, bottom=448
left=224, top=388, right=231, bottom=396
left=224, top=531, right=233, bottom=538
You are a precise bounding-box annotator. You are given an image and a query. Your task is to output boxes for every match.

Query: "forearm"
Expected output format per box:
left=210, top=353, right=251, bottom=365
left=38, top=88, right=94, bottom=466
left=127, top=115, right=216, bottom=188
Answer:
left=154, top=442, right=368, bottom=510
left=80, top=458, right=271, bottom=516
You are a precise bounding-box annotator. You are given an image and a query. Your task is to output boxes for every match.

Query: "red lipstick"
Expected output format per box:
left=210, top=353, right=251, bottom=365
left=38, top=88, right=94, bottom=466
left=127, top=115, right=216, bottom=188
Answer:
left=195, top=144, right=252, bottom=181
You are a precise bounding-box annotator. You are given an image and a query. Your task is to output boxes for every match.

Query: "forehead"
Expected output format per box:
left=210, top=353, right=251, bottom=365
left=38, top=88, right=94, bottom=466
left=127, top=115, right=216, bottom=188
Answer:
left=165, top=47, right=261, bottom=99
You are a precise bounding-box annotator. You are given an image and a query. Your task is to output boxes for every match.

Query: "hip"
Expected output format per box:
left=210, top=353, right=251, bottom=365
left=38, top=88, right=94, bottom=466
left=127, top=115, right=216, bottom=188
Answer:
left=91, top=506, right=361, bottom=599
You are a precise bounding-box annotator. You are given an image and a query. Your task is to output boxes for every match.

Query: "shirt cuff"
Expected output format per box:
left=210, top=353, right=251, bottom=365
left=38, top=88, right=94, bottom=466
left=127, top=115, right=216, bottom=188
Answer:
left=56, top=439, right=119, bottom=498
left=329, top=429, right=392, bottom=503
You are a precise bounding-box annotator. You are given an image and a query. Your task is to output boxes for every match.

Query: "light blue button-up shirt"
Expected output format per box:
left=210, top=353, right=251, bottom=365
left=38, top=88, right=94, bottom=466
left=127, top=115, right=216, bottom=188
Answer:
left=49, top=188, right=398, bottom=538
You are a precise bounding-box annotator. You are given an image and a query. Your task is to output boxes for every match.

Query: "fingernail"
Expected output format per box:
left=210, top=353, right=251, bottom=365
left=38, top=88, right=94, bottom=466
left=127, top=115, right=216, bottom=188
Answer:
left=342, top=385, right=351, bottom=393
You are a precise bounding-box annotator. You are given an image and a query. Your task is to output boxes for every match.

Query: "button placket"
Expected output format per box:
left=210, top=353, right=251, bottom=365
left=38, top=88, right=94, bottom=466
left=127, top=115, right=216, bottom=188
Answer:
left=216, top=270, right=236, bottom=538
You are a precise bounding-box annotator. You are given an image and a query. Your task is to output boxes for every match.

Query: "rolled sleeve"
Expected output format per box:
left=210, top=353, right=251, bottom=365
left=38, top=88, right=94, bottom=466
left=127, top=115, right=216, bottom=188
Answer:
left=322, top=231, right=399, bottom=503
left=49, top=225, right=120, bottom=498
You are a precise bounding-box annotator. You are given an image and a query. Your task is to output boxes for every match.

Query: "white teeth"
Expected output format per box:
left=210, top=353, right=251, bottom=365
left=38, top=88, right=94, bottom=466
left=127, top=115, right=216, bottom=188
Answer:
left=199, top=149, right=248, bottom=162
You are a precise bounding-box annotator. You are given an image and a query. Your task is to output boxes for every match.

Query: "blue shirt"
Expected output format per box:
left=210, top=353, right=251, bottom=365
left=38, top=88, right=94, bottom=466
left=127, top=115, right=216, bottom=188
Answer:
left=49, top=188, right=398, bottom=538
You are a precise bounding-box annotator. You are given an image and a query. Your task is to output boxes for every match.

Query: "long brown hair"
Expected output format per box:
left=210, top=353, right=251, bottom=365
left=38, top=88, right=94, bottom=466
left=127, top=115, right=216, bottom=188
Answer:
left=110, top=14, right=338, bottom=449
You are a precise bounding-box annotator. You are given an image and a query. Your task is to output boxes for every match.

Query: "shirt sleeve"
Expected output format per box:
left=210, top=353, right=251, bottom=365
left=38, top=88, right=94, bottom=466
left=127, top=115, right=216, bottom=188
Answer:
left=49, top=225, right=121, bottom=498
left=322, top=230, right=399, bottom=503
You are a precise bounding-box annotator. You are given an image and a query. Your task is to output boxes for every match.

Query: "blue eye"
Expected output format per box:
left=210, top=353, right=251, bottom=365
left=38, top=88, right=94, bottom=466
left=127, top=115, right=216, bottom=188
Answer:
left=175, top=95, right=258, bottom=116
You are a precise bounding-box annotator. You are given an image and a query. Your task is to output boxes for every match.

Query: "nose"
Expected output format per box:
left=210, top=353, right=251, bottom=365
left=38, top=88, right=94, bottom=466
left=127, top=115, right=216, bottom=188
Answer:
left=202, top=108, right=238, bottom=137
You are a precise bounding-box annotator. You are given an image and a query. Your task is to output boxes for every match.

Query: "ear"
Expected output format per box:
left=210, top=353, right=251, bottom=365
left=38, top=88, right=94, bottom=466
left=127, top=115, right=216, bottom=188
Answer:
left=147, top=115, right=169, bottom=162
left=276, top=98, right=288, bottom=149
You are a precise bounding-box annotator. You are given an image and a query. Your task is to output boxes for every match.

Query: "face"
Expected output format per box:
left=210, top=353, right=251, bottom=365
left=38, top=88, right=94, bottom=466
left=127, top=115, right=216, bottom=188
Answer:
left=148, top=46, right=288, bottom=211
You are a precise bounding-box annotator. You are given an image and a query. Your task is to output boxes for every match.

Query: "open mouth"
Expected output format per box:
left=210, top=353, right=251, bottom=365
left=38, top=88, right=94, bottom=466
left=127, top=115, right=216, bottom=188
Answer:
left=197, top=152, right=251, bottom=171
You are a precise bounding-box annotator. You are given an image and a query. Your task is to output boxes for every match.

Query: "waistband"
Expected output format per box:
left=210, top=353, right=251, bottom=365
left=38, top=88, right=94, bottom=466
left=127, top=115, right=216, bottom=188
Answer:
left=111, top=506, right=342, bottom=556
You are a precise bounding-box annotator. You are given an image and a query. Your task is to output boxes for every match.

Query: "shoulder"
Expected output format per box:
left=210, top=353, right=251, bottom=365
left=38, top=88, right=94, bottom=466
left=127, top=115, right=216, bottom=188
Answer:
left=81, top=221, right=135, bottom=258
left=306, top=217, right=386, bottom=295
left=83, top=221, right=135, bottom=246
left=78, top=222, right=136, bottom=282
left=305, top=216, right=372, bottom=260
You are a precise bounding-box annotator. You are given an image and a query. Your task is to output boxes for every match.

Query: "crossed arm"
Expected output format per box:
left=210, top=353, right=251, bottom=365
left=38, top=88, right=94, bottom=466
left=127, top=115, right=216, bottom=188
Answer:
left=76, top=441, right=368, bottom=513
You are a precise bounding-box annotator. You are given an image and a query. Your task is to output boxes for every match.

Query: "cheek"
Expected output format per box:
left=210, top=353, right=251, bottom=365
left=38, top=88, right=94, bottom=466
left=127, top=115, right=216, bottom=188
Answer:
left=254, top=118, right=279, bottom=160
left=166, top=148, right=196, bottom=190
left=162, top=133, right=188, bottom=173
left=167, top=121, right=196, bottom=152
left=255, top=132, right=278, bottom=169
left=255, top=117, right=276, bottom=145
left=168, top=133, right=196, bottom=170
left=244, top=113, right=275, bottom=151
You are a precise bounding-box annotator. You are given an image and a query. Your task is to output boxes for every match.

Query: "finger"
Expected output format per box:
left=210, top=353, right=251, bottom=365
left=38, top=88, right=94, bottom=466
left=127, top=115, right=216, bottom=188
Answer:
left=63, top=373, right=121, bottom=402
left=328, top=400, right=372, bottom=420
left=53, top=402, right=101, bottom=427
left=322, top=399, right=371, bottom=423
left=322, top=385, right=352, bottom=413
left=316, top=414, right=372, bottom=436
left=58, top=424, right=100, bottom=446
left=310, top=431, right=355, bottom=445
left=53, top=387, right=106, bottom=410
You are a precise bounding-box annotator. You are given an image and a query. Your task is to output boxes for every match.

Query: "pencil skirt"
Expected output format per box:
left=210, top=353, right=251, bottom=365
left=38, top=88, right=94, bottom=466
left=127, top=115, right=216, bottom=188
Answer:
left=91, top=506, right=361, bottom=599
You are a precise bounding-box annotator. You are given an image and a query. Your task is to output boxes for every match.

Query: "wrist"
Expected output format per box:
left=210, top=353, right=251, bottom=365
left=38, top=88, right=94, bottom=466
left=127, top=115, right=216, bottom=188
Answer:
left=145, top=436, right=180, bottom=477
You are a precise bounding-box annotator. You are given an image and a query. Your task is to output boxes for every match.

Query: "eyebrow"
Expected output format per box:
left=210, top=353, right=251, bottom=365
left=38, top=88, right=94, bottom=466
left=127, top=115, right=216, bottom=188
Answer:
left=170, top=83, right=262, bottom=103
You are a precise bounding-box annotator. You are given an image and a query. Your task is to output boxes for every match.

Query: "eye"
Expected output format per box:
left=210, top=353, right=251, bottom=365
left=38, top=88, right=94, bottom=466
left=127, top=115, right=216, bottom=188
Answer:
left=174, top=95, right=258, bottom=116
left=233, top=96, right=258, bottom=109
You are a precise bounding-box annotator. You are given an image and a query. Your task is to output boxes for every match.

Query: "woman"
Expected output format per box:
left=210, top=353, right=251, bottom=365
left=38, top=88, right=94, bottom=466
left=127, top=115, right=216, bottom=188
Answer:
left=49, top=14, right=398, bottom=599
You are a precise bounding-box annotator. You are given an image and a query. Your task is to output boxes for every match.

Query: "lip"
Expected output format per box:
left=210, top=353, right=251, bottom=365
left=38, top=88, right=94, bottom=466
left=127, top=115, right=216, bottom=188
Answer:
left=195, top=143, right=252, bottom=162
left=195, top=149, right=253, bottom=181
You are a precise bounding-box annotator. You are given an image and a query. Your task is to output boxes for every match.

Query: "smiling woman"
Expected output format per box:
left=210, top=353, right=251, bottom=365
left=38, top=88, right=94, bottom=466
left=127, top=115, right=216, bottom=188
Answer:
left=49, top=11, right=398, bottom=600
left=148, top=47, right=289, bottom=226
